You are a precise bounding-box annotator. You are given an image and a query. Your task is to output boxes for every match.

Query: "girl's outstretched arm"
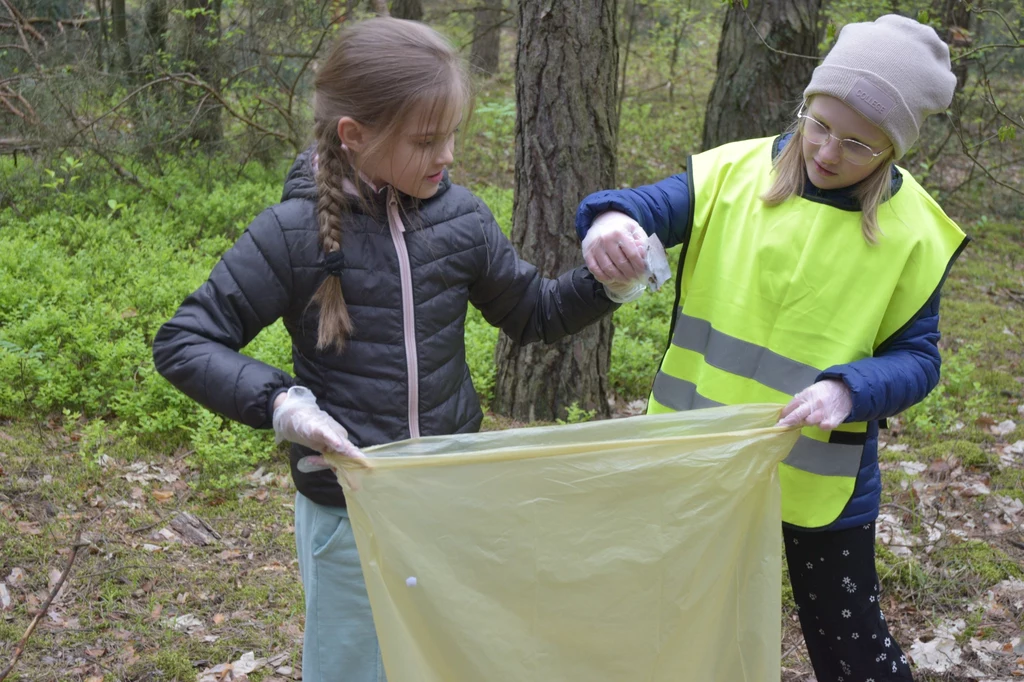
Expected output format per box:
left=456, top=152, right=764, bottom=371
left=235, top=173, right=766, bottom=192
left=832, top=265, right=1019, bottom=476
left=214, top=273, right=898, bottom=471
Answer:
left=468, top=199, right=617, bottom=346
left=574, top=173, right=691, bottom=249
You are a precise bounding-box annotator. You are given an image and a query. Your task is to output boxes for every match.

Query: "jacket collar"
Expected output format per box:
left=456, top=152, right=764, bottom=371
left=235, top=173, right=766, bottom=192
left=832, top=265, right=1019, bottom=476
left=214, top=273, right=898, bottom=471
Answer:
left=772, top=134, right=903, bottom=212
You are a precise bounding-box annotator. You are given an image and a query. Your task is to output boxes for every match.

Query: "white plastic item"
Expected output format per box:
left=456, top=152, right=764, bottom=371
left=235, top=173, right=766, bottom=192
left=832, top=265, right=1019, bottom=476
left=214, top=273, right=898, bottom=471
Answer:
left=325, top=403, right=799, bottom=682
left=601, top=233, right=673, bottom=303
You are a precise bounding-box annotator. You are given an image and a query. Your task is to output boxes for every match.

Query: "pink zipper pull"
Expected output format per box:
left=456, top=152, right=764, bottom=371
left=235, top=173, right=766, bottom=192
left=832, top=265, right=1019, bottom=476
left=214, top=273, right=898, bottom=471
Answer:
left=388, top=188, right=405, bottom=233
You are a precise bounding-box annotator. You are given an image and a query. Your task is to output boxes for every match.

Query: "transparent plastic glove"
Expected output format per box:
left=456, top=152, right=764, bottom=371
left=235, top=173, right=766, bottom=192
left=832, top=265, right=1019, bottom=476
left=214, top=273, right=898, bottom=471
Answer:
left=777, top=379, right=853, bottom=430
left=272, top=386, right=368, bottom=469
left=582, top=211, right=649, bottom=283
left=601, top=279, right=648, bottom=304
left=596, top=233, right=673, bottom=303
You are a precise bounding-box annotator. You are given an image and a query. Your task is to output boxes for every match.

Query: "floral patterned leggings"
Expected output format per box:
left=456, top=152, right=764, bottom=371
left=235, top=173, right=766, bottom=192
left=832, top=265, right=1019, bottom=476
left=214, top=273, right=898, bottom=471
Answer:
left=784, top=522, right=914, bottom=682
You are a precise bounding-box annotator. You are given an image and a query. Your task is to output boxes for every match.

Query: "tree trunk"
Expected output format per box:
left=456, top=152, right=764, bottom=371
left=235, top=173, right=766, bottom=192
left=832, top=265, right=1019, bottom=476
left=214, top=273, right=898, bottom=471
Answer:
left=180, top=0, right=223, bottom=147
left=145, top=0, right=168, bottom=54
left=469, top=0, right=502, bottom=75
left=95, top=0, right=108, bottom=70
left=111, top=0, right=130, bottom=71
left=701, top=0, right=823, bottom=150
left=937, top=0, right=971, bottom=91
left=492, top=0, right=618, bottom=423
left=390, top=0, right=422, bottom=20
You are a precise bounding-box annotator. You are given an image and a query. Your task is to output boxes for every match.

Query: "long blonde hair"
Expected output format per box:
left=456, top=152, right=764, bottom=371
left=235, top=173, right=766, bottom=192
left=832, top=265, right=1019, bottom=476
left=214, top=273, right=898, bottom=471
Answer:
left=761, top=112, right=894, bottom=244
left=311, top=18, right=471, bottom=351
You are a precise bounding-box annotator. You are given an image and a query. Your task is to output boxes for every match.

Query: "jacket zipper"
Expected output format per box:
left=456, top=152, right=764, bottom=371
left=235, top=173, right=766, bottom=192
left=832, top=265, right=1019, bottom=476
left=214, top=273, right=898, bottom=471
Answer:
left=386, top=188, right=421, bottom=439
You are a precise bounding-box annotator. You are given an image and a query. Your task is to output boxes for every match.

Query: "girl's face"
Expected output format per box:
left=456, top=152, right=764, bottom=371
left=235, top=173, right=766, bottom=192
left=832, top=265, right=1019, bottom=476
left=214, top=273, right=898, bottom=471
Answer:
left=800, top=95, right=893, bottom=190
left=361, top=103, right=459, bottom=200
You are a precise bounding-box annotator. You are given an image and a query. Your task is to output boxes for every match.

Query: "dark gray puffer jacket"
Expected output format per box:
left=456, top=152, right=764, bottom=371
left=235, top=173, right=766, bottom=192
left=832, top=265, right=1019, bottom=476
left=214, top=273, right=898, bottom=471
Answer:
left=153, top=150, right=616, bottom=507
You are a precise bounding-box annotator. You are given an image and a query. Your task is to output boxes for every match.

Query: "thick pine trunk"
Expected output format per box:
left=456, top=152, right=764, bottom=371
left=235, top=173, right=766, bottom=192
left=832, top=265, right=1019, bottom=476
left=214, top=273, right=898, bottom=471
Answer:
left=491, top=0, right=618, bottom=422
left=470, top=0, right=502, bottom=75
left=701, top=0, right=823, bottom=150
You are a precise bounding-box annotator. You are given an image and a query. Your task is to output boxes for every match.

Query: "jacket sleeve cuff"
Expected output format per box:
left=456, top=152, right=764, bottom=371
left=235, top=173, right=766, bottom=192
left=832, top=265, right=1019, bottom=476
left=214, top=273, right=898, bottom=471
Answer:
left=575, top=193, right=645, bottom=241
left=264, top=384, right=295, bottom=430
left=817, top=365, right=874, bottom=424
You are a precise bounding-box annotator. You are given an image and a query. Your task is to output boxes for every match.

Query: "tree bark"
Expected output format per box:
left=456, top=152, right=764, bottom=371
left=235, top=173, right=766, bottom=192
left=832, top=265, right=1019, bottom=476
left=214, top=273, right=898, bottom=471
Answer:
left=111, top=0, right=130, bottom=71
left=390, top=0, right=422, bottom=20
left=180, top=0, right=223, bottom=147
left=144, top=0, right=168, bottom=55
left=492, top=0, right=618, bottom=422
left=701, top=0, right=823, bottom=150
left=95, top=0, right=108, bottom=70
left=469, top=0, right=502, bottom=75
left=937, top=0, right=971, bottom=91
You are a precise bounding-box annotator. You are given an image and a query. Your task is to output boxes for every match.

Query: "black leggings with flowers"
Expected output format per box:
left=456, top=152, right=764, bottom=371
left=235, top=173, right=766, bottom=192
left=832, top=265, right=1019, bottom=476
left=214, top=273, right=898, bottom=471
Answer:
left=784, top=522, right=914, bottom=682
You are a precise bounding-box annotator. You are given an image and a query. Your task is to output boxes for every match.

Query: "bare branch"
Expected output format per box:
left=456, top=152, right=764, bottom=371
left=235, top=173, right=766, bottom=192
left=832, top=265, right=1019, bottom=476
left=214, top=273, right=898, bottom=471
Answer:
left=241, top=47, right=318, bottom=59
left=0, top=17, right=100, bottom=29
left=88, top=142, right=140, bottom=184
left=0, top=529, right=90, bottom=682
left=947, top=111, right=1024, bottom=198
left=0, top=83, right=37, bottom=124
left=0, top=0, right=47, bottom=48
left=169, top=73, right=290, bottom=141
left=980, top=70, right=1024, bottom=132
left=0, top=137, right=38, bottom=154
left=952, top=42, right=1024, bottom=62
left=970, top=8, right=1020, bottom=44
left=446, top=7, right=514, bottom=15
left=0, top=91, right=28, bottom=119
left=60, top=72, right=290, bottom=151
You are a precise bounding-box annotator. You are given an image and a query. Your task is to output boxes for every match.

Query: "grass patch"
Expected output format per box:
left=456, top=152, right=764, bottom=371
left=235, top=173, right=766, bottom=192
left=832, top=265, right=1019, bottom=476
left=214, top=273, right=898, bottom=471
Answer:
left=916, top=440, right=993, bottom=469
left=932, top=539, right=1023, bottom=591
left=876, top=544, right=930, bottom=595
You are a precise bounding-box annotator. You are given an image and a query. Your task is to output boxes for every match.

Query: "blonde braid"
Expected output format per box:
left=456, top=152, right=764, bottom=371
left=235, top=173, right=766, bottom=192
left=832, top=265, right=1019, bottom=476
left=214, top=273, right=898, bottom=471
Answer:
left=312, top=119, right=354, bottom=351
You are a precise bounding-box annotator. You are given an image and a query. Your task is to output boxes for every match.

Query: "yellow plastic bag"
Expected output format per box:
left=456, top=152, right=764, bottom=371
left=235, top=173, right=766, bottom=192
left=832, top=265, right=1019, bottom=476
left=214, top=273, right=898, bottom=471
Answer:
left=325, top=403, right=799, bottom=682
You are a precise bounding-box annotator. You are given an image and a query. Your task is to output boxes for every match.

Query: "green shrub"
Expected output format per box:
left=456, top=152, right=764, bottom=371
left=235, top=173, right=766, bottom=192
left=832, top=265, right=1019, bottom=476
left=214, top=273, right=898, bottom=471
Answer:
left=0, top=154, right=677, bottom=485
left=900, top=343, right=992, bottom=434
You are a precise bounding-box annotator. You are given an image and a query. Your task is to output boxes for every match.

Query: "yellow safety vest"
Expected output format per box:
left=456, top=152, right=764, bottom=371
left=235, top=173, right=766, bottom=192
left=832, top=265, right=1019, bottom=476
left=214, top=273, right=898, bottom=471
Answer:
left=649, top=136, right=968, bottom=528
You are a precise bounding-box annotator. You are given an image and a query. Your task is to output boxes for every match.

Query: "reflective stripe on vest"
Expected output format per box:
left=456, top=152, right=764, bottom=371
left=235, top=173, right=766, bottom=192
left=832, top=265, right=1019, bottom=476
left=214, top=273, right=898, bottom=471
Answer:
left=651, top=358, right=861, bottom=478
left=670, top=312, right=820, bottom=396
left=650, top=136, right=969, bottom=529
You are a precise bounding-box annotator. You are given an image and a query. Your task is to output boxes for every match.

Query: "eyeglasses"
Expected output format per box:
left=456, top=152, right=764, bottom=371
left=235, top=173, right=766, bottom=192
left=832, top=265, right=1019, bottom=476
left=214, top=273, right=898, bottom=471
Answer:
left=797, top=110, right=892, bottom=166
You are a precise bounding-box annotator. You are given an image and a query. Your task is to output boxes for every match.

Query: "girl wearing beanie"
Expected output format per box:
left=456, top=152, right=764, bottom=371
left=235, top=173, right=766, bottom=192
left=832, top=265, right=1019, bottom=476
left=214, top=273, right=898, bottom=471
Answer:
left=575, top=15, right=966, bottom=681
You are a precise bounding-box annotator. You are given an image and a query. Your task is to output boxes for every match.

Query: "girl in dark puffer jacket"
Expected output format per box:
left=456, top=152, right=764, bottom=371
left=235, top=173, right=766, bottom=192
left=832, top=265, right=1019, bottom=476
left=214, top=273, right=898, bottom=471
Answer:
left=152, top=17, right=615, bottom=682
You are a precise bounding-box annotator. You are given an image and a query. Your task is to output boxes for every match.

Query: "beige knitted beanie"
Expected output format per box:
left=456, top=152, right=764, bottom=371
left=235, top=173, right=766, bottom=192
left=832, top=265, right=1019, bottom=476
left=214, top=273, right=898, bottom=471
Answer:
left=803, top=14, right=957, bottom=160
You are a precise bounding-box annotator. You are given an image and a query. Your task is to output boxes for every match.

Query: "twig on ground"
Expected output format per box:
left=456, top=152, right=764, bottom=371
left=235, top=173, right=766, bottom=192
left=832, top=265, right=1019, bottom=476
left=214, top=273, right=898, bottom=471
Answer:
left=0, top=527, right=91, bottom=682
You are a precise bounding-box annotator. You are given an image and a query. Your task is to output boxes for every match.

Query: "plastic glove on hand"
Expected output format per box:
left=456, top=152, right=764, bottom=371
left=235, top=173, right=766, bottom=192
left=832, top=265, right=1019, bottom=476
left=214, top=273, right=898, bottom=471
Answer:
left=272, top=386, right=369, bottom=467
left=778, top=379, right=853, bottom=430
left=582, top=211, right=649, bottom=283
